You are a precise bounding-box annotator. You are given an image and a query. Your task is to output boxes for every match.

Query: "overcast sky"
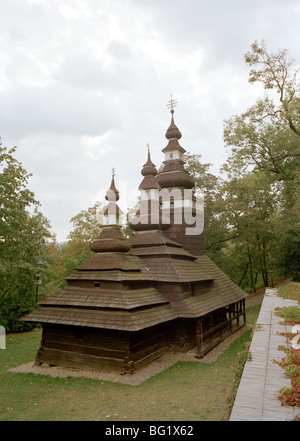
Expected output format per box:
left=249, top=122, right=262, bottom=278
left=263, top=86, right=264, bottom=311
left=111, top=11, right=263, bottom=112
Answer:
left=1, top=0, right=300, bottom=242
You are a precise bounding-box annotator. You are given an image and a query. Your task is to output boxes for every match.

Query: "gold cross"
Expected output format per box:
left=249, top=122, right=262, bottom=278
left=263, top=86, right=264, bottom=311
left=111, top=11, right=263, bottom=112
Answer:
left=112, top=167, right=116, bottom=177
left=167, top=94, right=177, bottom=113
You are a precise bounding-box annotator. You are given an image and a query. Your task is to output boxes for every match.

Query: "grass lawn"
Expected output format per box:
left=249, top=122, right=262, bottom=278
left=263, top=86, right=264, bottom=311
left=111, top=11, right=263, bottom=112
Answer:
left=0, top=305, right=260, bottom=421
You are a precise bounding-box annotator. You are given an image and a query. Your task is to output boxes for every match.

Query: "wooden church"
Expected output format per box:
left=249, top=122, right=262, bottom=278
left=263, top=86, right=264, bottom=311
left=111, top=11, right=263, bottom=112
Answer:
left=23, top=100, right=246, bottom=373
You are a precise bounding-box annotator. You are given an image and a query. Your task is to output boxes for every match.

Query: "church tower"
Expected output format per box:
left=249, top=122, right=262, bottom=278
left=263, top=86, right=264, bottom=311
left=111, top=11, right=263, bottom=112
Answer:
left=129, top=145, right=170, bottom=231
left=156, top=96, right=204, bottom=256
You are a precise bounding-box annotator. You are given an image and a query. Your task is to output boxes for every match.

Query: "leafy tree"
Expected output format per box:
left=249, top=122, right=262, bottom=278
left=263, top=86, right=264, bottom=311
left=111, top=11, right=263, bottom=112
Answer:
left=245, top=40, right=300, bottom=138
left=61, top=202, right=103, bottom=274
left=273, top=171, right=300, bottom=281
left=223, top=41, right=300, bottom=285
left=185, top=150, right=280, bottom=292
left=224, top=40, right=300, bottom=178
left=0, top=143, right=53, bottom=331
left=67, top=202, right=103, bottom=244
left=222, top=172, right=279, bottom=291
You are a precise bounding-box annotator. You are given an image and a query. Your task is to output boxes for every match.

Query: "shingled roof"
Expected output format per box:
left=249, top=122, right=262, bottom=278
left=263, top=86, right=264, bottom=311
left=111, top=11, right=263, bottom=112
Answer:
left=170, top=256, right=246, bottom=318
left=23, top=304, right=176, bottom=332
left=128, top=228, right=213, bottom=283
left=38, top=286, right=169, bottom=310
left=138, top=147, right=161, bottom=191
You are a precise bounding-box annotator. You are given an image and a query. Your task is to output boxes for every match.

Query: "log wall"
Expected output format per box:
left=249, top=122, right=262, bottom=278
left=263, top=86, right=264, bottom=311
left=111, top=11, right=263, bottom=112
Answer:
left=36, top=325, right=131, bottom=372
left=36, top=323, right=169, bottom=373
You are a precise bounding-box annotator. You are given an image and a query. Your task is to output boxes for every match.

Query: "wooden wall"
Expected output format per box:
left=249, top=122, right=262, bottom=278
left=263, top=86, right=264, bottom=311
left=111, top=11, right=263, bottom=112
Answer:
left=36, top=325, right=131, bottom=372
left=35, top=323, right=169, bottom=373
left=166, top=320, right=196, bottom=352
left=164, top=223, right=205, bottom=256
left=129, top=325, right=169, bottom=371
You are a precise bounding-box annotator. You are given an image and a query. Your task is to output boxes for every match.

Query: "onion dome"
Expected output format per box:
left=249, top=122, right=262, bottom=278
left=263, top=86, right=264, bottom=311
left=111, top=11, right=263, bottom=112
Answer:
left=130, top=146, right=170, bottom=232
left=165, top=109, right=182, bottom=141
left=157, top=98, right=194, bottom=190
left=141, top=145, right=158, bottom=176
left=163, top=96, right=185, bottom=155
left=105, top=171, right=119, bottom=201
left=90, top=171, right=130, bottom=253
left=138, top=145, right=161, bottom=191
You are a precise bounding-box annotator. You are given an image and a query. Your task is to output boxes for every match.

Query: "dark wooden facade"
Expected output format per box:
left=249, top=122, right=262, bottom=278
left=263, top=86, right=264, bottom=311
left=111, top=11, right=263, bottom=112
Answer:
left=24, top=228, right=246, bottom=372
left=33, top=299, right=245, bottom=372
left=36, top=323, right=170, bottom=373
left=33, top=302, right=245, bottom=373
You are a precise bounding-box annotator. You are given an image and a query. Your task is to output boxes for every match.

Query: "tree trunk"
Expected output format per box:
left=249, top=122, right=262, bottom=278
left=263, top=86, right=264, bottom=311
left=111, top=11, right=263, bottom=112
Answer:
left=262, top=237, right=269, bottom=287
left=238, top=263, right=249, bottom=286
left=247, top=243, right=256, bottom=293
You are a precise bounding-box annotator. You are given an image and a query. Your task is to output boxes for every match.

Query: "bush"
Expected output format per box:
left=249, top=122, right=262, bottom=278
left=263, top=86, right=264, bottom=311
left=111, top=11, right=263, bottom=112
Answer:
left=274, top=346, right=300, bottom=407
left=0, top=296, right=36, bottom=332
left=275, top=305, right=300, bottom=325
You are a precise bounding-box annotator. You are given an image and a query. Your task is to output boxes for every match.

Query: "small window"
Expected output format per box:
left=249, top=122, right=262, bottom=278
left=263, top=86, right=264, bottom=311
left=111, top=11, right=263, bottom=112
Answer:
left=94, top=282, right=101, bottom=288
left=169, top=152, right=174, bottom=159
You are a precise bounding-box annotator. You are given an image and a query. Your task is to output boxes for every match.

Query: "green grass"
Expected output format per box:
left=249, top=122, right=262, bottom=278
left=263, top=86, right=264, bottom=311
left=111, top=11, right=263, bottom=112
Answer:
left=275, top=305, right=300, bottom=325
left=0, top=306, right=260, bottom=421
left=277, top=282, right=300, bottom=303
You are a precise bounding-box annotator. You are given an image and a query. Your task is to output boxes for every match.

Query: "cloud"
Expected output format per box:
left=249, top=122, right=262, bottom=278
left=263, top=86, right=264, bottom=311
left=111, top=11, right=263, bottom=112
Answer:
left=0, top=83, right=121, bottom=139
left=1, top=0, right=300, bottom=241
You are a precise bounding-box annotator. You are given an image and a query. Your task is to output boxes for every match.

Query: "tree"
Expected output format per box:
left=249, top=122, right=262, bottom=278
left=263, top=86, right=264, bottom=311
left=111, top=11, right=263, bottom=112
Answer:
left=185, top=150, right=279, bottom=291
left=67, top=202, right=103, bottom=244
left=273, top=171, right=300, bottom=281
left=184, top=43, right=300, bottom=289
left=223, top=41, right=300, bottom=284
left=245, top=40, right=300, bottom=138
left=221, top=172, right=279, bottom=291
left=60, top=202, right=104, bottom=275
left=224, top=40, right=300, bottom=178
left=0, top=143, right=53, bottom=331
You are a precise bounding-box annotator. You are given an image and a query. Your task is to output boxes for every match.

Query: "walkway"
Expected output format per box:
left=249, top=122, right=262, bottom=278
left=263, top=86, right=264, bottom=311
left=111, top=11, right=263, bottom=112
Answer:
left=230, top=288, right=299, bottom=421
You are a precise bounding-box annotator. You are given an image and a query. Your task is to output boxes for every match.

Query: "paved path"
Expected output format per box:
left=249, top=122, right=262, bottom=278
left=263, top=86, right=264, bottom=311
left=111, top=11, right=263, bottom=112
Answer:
left=230, top=288, right=300, bottom=421
left=245, top=291, right=264, bottom=308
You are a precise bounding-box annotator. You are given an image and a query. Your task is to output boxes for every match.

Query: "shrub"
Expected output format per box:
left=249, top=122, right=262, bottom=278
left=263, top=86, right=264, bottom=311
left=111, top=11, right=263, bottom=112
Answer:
left=275, top=305, right=300, bottom=326
left=0, top=295, right=36, bottom=332
left=275, top=347, right=300, bottom=407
